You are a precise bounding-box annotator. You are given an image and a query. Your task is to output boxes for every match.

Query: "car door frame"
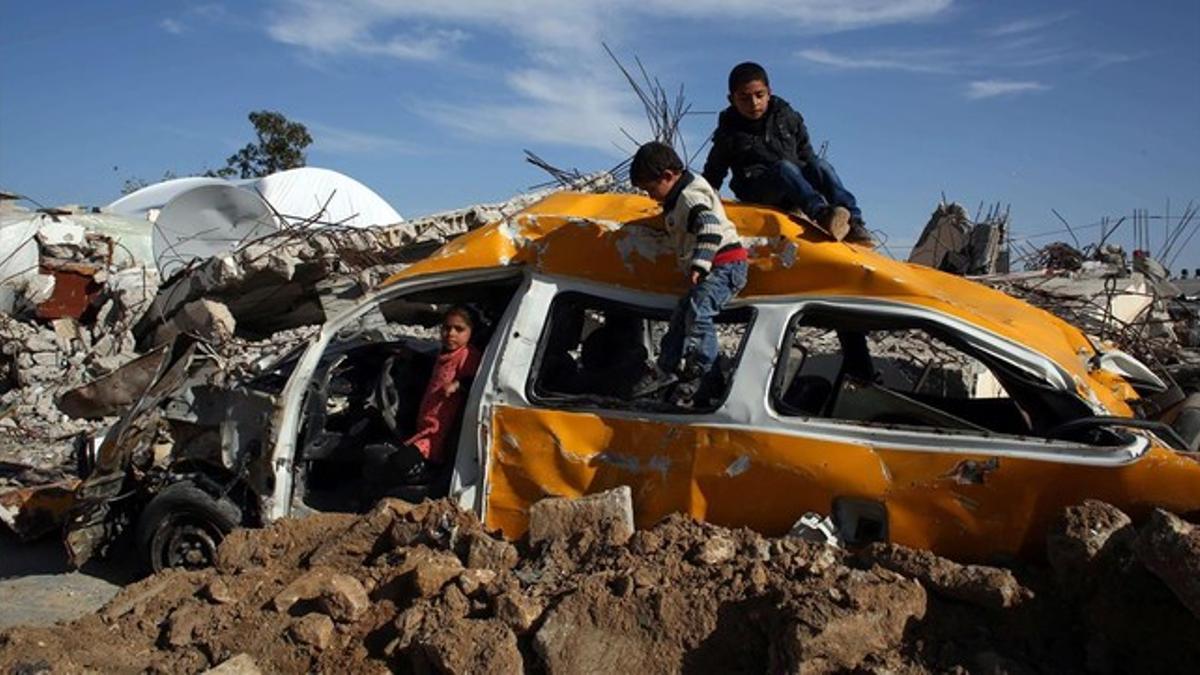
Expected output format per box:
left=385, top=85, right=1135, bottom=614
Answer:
left=261, top=266, right=530, bottom=522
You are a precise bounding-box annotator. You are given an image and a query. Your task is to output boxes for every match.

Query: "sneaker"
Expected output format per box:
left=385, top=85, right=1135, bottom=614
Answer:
left=845, top=219, right=876, bottom=246
left=670, top=378, right=701, bottom=408
left=631, top=365, right=678, bottom=399
left=820, top=206, right=852, bottom=241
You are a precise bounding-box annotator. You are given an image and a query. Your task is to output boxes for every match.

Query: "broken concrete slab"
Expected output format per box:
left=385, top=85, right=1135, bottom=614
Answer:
left=527, top=486, right=634, bottom=547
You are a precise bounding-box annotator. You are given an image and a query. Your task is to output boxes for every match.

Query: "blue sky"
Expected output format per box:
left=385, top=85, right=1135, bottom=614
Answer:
left=3, top=1, right=1198, bottom=266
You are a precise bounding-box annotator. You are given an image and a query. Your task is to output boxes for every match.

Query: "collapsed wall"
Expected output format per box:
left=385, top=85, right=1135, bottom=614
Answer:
left=1, top=493, right=1196, bottom=674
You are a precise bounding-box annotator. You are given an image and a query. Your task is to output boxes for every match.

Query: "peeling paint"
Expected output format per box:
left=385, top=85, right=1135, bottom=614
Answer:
left=724, top=455, right=751, bottom=477
left=944, top=458, right=1000, bottom=485
left=614, top=227, right=669, bottom=273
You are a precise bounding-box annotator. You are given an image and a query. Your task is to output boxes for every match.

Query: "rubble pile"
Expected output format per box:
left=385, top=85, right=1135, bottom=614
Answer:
left=0, top=191, right=540, bottom=473
left=2, top=492, right=1197, bottom=673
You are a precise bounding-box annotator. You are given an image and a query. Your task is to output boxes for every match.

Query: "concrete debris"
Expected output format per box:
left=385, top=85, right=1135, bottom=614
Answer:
left=861, top=542, right=1032, bottom=610
left=201, top=653, right=262, bottom=675
left=1134, top=508, right=1200, bottom=619
left=0, top=186, right=539, bottom=477
left=908, top=201, right=1008, bottom=275
left=788, top=512, right=841, bottom=546
left=3, top=496, right=1200, bottom=673
left=528, top=485, right=635, bottom=548
left=1046, top=499, right=1135, bottom=593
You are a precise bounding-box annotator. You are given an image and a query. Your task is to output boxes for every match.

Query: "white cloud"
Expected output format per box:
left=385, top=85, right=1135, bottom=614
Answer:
left=160, top=18, right=185, bottom=35
left=263, top=0, right=954, bottom=151
left=420, top=68, right=649, bottom=153
left=965, top=79, right=1049, bottom=100
left=265, top=1, right=955, bottom=58
left=306, top=123, right=419, bottom=156
left=796, top=47, right=952, bottom=73
left=985, top=11, right=1074, bottom=37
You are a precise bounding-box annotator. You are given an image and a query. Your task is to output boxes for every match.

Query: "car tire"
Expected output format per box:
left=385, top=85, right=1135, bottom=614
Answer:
left=136, top=481, right=242, bottom=573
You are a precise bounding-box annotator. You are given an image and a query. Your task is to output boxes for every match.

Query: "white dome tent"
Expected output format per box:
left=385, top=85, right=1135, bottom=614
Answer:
left=106, top=167, right=403, bottom=275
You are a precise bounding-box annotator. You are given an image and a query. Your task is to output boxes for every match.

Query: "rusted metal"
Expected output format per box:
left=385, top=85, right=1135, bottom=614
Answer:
left=35, top=260, right=103, bottom=321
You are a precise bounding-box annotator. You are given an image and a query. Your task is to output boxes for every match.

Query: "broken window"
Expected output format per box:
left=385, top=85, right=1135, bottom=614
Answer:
left=773, top=309, right=1038, bottom=435
left=529, top=292, right=753, bottom=413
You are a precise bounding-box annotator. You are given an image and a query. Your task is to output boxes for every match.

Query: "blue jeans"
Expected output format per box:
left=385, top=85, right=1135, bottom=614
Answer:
left=657, top=260, right=749, bottom=378
left=738, top=158, right=862, bottom=222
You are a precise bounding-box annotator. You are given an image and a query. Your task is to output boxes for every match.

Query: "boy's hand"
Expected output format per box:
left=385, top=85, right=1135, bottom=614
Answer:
left=689, top=270, right=702, bottom=286
left=444, top=380, right=460, bottom=395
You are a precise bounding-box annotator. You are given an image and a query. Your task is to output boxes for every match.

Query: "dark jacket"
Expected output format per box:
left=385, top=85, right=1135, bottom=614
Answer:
left=702, top=96, right=815, bottom=198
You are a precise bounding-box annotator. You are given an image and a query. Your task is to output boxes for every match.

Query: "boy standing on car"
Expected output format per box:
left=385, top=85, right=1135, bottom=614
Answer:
left=629, top=141, right=748, bottom=405
left=703, top=61, right=871, bottom=244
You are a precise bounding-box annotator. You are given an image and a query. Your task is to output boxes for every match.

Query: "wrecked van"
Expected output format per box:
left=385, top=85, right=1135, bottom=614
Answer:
left=61, top=192, right=1200, bottom=571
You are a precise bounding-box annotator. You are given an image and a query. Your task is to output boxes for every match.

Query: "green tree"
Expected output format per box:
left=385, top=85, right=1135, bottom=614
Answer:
left=212, top=110, right=313, bottom=179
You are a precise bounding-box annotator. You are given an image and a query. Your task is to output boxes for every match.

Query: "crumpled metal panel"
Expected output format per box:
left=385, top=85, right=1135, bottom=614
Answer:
left=0, top=479, right=79, bottom=541
left=382, top=192, right=1127, bottom=415
left=486, top=405, right=1200, bottom=561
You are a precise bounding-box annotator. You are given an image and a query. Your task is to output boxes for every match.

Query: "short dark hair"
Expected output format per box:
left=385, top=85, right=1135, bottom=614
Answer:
left=629, top=141, right=683, bottom=186
left=729, top=62, right=769, bottom=92
left=444, top=304, right=477, bottom=329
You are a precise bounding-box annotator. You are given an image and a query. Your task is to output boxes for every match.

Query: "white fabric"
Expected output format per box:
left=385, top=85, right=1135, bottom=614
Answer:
left=251, top=167, right=403, bottom=228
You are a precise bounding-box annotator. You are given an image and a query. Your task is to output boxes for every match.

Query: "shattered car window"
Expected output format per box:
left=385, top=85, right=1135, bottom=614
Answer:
left=529, top=292, right=752, bottom=412
left=775, top=314, right=1031, bottom=435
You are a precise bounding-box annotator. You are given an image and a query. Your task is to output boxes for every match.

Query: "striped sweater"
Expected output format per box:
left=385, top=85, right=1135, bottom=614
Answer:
left=662, top=171, right=747, bottom=275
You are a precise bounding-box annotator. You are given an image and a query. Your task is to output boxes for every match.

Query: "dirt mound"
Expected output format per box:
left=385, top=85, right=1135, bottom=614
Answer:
left=2, top=496, right=1198, bottom=674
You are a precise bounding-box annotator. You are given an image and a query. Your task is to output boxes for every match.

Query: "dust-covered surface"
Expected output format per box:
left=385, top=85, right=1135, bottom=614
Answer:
left=2, top=496, right=1197, bottom=674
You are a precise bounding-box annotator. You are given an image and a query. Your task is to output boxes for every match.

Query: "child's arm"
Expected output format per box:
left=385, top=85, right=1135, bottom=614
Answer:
left=683, top=193, right=725, bottom=278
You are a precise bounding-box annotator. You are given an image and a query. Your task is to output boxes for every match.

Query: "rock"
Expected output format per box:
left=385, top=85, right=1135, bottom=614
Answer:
left=154, top=298, right=236, bottom=346
left=1046, top=500, right=1134, bottom=592
left=528, top=486, right=634, bottom=547
left=270, top=568, right=334, bottom=613
left=772, top=570, right=927, bottom=673
left=388, top=606, right=427, bottom=655
left=200, top=653, right=262, bottom=675
left=464, top=531, right=519, bottom=572
left=308, top=498, right=416, bottom=568
left=534, top=583, right=681, bottom=673
left=317, top=574, right=370, bottom=623
left=493, top=590, right=545, bottom=634
left=1135, top=508, right=1200, bottom=618
left=416, top=618, right=522, bottom=675
left=410, top=549, right=465, bottom=598
left=442, top=584, right=472, bottom=618
left=289, top=614, right=335, bottom=651
left=457, top=568, right=497, bottom=597
left=165, top=605, right=206, bottom=648
left=692, top=536, right=736, bottom=566
left=203, top=578, right=235, bottom=605
left=374, top=547, right=466, bottom=602
left=862, top=543, right=1031, bottom=610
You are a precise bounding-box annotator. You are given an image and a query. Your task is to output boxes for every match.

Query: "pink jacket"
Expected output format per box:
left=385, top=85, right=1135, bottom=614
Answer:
left=405, top=344, right=482, bottom=463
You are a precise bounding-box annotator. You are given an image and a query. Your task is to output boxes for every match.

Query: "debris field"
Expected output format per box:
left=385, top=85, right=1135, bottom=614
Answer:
left=2, top=492, right=1198, bottom=674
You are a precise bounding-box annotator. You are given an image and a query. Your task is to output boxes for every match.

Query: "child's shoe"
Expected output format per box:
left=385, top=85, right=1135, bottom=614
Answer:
left=819, top=206, right=852, bottom=241
left=631, top=365, right=679, bottom=399
left=845, top=218, right=875, bottom=246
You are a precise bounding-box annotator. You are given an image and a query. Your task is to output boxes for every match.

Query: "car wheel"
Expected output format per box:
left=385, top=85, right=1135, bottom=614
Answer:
left=136, top=481, right=242, bottom=573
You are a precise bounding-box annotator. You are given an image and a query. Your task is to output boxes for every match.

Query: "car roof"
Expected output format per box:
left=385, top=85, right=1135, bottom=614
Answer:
left=382, top=191, right=1121, bottom=412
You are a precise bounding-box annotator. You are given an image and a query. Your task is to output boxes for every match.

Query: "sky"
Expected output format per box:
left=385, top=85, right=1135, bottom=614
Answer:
left=2, top=0, right=1198, bottom=266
